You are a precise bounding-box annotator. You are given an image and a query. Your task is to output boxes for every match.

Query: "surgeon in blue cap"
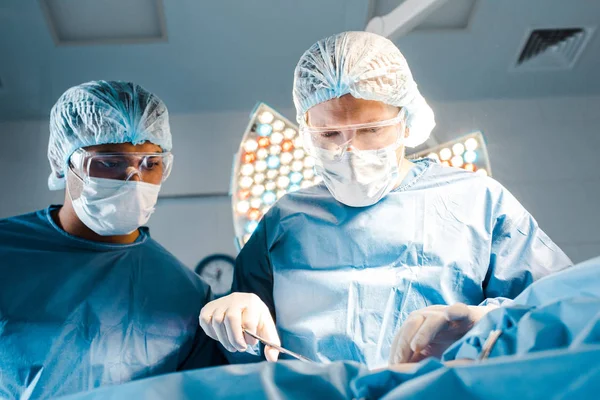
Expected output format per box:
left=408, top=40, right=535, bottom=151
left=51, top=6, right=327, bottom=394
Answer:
left=0, top=81, right=225, bottom=399
left=199, top=31, right=572, bottom=369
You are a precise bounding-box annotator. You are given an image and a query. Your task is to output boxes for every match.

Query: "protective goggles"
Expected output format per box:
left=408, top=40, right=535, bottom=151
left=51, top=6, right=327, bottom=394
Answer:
left=69, top=148, right=174, bottom=184
left=300, top=108, right=407, bottom=158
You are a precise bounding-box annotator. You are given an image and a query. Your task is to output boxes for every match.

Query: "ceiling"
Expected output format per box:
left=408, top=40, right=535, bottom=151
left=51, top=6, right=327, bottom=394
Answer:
left=0, top=0, right=599, bottom=121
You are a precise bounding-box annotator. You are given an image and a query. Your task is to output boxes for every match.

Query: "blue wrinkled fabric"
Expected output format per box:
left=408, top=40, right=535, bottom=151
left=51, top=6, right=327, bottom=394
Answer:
left=59, top=346, right=600, bottom=400
left=443, top=256, right=600, bottom=362
left=233, top=159, right=572, bottom=369
left=0, top=206, right=225, bottom=399
left=60, top=257, right=600, bottom=400
left=61, top=361, right=367, bottom=400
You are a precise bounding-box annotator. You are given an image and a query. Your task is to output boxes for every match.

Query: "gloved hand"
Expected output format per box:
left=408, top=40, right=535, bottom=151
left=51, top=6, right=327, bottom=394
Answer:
left=389, top=303, right=497, bottom=365
left=199, top=292, right=280, bottom=361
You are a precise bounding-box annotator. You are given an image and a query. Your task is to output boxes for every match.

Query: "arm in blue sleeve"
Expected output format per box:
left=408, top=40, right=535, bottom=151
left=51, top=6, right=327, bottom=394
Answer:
left=227, top=218, right=275, bottom=363
left=482, top=197, right=572, bottom=307
left=177, top=287, right=228, bottom=370
left=231, top=218, right=275, bottom=317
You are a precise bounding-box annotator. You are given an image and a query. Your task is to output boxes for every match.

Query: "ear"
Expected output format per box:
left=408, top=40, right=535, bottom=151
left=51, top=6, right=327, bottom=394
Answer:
left=404, top=126, right=410, bottom=139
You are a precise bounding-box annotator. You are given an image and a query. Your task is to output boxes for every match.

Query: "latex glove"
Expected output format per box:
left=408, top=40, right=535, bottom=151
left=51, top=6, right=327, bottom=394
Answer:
left=199, top=292, right=280, bottom=361
left=389, top=303, right=497, bottom=365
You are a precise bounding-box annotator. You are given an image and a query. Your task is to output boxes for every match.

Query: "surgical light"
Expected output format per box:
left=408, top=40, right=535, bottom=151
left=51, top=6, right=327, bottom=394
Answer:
left=250, top=198, right=262, bottom=209
left=439, top=148, right=452, bottom=161
left=256, top=148, right=268, bottom=159
left=451, top=155, right=464, bottom=168
left=238, top=189, right=251, bottom=200
left=248, top=208, right=261, bottom=221
left=265, top=181, right=276, bottom=191
left=243, top=153, right=256, bottom=164
left=284, top=128, right=296, bottom=139
left=236, top=201, right=250, bottom=214
left=246, top=220, right=259, bottom=233
left=465, top=137, right=478, bottom=151
left=258, top=111, right=274, bottom=124
left=291, top=160, right=304, bottom=172
left=254, top=173, right=265, bottom=184
left=464, top=150, right=477, bottom=163
left=271, top=132, right=284, bottom=144
left=411, top=131, right=491, bottom=176
left=280, top=152, right=293, bottom=165
left=244, top=139, right=258, bottom=152
left=290, top=171, right=303, bottom=184
left=282, top=140, right=294, bottom=152
left=269, top=145, right=282, bottom=155
left=258, top=137, right=270, bottom=148
left=266, top=155, right=280, bottom=169
left=257, top=124, right=273, bottom=137
left=240, top=164, right=254, bottom=176
left=255, top=160, right=267, bottom=172
left=239, top=176, right=253, bottom=188
left=251, top=185, right=265, bottom=197
left=277, top=176, right=290, bottom=189
left=232, top=103, right=320, bottom=249
left=452, top=143, right=465, bottom=156
left=262, top=191, right=277, bottom=205
left=427, top=152, right=439, bottom=161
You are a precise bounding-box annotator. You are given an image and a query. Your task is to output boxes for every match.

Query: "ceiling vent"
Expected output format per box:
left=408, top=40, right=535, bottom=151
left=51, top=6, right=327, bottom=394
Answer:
left=515, top=28, right=592, bottom=71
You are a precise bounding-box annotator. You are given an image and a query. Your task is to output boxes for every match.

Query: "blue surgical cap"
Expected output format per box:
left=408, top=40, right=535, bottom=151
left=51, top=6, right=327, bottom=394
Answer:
left=293, top=31, right=435, bottom=148
left=47, top=80, right=172, bottom=190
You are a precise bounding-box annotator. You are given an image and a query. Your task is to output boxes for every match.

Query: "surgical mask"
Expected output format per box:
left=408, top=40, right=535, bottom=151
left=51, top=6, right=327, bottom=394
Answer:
left=68, top=169, right=161, bottom=236
left=314, top=144, right=401, bottom=207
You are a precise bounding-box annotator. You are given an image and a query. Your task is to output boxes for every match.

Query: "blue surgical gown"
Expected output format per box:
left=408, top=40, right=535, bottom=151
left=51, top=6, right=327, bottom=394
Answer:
left=442, top=255, right=600, bottom=361
left=0, top=206, right=226, bottom=399
left=234, top=159, right=572, bottom=369
left=63, top=257, right=600, bottom=400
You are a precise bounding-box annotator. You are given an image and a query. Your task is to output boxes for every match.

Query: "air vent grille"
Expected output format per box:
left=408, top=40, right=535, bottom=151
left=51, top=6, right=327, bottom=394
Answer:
left=516, top=28, right=589, bottom=70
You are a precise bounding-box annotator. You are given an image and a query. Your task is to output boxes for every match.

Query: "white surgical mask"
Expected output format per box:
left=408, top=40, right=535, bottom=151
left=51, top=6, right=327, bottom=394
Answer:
left=68, top=171, right=161, bottom=236
left=314, top=145, right=401, bottom=207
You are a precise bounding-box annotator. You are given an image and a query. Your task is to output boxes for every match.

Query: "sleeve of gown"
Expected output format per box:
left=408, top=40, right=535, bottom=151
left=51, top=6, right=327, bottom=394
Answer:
left=481, top=189, right=573, bottom=307
left=231, top=218, right=276, bottom=317
left=177, top=288, right=229, bottom=370
left=225, top=218, right=276, bottom=363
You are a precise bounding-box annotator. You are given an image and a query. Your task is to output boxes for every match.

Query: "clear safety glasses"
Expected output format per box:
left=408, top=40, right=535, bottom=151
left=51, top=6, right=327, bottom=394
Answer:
left=300, top=108, right=407, bottom=159
left=69, top=148, right=174, bottom=185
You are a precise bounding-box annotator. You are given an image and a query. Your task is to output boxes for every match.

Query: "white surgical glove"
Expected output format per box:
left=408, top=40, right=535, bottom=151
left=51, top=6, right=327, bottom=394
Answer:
left=389, top=303, right=497, bottom=365
left=199, top=292, right=280, bottom=362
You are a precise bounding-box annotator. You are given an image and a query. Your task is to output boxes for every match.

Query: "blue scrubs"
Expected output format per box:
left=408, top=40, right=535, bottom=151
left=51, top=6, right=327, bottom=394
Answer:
left=61, top=256, right=600, bottom=400
left=0, top=206, right=225, bottom=399
left=443, top=255, right=600, bottom=361
left=234, top=159, right=572, bottom=368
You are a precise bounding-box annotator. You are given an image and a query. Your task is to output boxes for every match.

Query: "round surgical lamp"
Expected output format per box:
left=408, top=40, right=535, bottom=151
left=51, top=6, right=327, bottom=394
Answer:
left=411, top=131, right=492, bottom=177
left=231, top=103, right=321, bottom=250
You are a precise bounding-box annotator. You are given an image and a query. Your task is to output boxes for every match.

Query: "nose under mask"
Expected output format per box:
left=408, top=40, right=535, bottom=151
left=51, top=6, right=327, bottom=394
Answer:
left=67, top=169, right=161, bottom=236
left=314, top=146, right=401, bottom=207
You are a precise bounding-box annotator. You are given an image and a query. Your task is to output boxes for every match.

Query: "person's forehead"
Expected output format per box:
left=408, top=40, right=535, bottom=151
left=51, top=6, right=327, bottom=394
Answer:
left=307, top=95, right=398, bottom=126
left=83, top=142, right=162, bottom=153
